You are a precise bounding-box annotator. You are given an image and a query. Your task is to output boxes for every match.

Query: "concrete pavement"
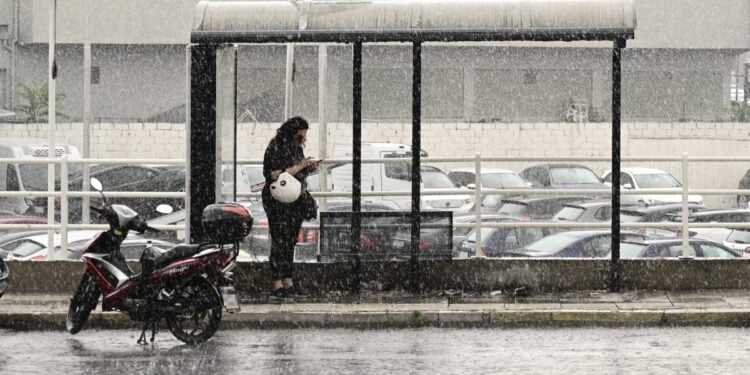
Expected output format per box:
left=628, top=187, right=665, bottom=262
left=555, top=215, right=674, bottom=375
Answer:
left=4, top=289, right=750, bottom=330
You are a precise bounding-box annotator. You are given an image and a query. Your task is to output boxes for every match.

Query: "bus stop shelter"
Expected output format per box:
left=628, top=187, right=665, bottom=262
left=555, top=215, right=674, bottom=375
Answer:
left=187, top=0, right=636, bottom=291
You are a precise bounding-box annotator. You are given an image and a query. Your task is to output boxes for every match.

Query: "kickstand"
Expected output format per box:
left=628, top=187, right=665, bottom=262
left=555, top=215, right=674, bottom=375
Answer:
left=137, top=321, right=159, bottom=345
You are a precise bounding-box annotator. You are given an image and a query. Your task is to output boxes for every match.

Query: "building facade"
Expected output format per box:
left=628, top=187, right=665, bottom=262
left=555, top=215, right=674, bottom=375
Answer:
left=1, top=0, right=749, bottom=123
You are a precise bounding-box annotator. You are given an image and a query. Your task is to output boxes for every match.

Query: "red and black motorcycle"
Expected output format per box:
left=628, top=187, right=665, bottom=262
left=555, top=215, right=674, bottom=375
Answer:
left=66, top=178, right=252, bottom=345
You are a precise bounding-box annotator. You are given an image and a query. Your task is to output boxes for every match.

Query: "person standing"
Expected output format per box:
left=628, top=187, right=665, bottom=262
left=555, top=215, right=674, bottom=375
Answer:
left=262, top=116, right=320, bottom=299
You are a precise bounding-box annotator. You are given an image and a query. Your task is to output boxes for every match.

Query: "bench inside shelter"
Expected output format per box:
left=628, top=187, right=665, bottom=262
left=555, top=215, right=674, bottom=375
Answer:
left=319, top=211, right=452, bottom=262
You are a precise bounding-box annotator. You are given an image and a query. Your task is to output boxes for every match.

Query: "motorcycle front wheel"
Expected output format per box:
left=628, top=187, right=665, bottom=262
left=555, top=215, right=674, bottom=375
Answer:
left=66, top=272, right=101, bottom=334
left=166, top=277, right=223, bottom=345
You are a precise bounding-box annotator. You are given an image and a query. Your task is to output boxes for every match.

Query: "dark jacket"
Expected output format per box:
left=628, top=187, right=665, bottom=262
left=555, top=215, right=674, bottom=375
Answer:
left=261, top=138, right=309, bottom=217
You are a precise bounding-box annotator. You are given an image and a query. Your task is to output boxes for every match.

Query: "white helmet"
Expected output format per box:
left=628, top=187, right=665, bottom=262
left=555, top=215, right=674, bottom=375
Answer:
left=270, top=172, right=301, bottom=203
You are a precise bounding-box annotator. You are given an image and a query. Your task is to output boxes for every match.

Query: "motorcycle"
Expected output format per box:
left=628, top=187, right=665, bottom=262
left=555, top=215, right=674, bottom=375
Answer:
left=66, top=177, right=252, bottom=345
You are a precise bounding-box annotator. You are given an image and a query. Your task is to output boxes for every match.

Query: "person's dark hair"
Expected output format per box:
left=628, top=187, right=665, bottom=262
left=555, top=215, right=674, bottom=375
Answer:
left=274, top=116, right=309, bottom=144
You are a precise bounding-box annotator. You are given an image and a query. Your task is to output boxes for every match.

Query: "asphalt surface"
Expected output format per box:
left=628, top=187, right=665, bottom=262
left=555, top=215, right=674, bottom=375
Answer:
left=5, top=289, right=750, bottom=330
left=2, top=327, right=750, bottom=374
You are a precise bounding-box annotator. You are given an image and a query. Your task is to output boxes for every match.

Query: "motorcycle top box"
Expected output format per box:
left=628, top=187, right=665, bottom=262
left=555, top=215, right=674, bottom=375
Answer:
left=202, top=202, right=253, bottom=243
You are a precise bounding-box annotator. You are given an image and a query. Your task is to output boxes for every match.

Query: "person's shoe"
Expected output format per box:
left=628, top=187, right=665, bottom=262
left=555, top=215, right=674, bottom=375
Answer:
left=285, top=285, right=309, bottom=298
left=269, top=287, right=291, bottom=301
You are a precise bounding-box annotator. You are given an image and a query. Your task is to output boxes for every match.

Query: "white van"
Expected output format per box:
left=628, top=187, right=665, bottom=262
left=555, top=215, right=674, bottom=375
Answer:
left=328, top=143, right=474, bottom=213
left=0, top=138, right=82, bottom=214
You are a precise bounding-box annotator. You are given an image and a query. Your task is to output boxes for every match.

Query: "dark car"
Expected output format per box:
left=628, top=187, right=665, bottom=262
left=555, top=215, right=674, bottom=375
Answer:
left=496, top=196, right=592, bottom=221
left=500, top=230, right=645, bottom=258
left=519, top=163, right=605, bottom=190
left=666, top=209, right=750, bottom=224
left=33, top=164, right=173, bottom=222
left=620, top=238, right=742, bottom=258
left=0, top=257, right=8, bottom=298
left=737, top=168, right=750, bottom=208
left=459, top=219, right=553, bottom=257
left=620, top=203, right=706, bottom=238
left=621, top=203, right=705, bottom=223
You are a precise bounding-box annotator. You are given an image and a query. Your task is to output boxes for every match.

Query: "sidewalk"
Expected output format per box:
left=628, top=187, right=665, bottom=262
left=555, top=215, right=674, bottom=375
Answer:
left=4, top=289, right=750, bottom=330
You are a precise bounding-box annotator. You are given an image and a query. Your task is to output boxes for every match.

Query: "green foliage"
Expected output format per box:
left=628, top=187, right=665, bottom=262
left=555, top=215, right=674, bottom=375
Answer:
left=17, top=82, right=67, bottom=123
left=731, top=102, right=750, bottom=122
left=409, top=310, right=430, bottom=327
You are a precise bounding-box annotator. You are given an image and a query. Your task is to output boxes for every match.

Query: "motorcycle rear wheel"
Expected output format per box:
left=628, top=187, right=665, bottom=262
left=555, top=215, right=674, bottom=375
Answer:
left=66, top=272, right=101, bottom=334
left=166, top=277, right=223, bottom=345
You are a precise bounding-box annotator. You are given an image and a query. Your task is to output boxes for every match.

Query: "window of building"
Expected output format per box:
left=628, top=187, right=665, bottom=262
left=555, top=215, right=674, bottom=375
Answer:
left=91, top=67, right=100, bottom=85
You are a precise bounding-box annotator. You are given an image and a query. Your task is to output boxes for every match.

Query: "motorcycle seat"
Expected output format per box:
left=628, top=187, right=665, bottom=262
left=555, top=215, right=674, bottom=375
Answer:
left=153, top=244, right=204, bottom=268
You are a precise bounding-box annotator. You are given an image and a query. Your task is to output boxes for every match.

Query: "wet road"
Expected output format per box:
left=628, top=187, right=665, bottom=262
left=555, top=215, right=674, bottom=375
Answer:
left=2, top=327, right=750, bottom=374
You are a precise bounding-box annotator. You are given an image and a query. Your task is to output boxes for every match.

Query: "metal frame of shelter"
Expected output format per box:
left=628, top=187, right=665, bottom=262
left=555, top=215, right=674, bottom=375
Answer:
left=188, top=0, right=636, bottom=292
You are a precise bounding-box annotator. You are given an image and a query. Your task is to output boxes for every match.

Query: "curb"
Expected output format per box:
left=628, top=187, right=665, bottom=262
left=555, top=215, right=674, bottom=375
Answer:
left=5, top=310, right=750, bottom=331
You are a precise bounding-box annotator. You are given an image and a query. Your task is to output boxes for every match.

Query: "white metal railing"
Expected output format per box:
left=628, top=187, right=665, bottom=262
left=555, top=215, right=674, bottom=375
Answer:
left=1, top=154, right=750, bottom=260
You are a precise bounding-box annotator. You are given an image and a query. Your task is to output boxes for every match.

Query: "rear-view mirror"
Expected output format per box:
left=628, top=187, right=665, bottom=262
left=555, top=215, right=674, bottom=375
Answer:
left=90, top=178, right=103, bottom=192
left=156, top=204, right=174, bottom=214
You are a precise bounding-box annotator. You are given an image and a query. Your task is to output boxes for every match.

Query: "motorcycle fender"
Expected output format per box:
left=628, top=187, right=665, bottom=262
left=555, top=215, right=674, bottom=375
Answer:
left=151, top=258, right=203, bottom=280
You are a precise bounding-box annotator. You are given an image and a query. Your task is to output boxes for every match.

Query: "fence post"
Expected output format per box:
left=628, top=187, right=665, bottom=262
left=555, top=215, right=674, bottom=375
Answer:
left=681, top=152, right=690, bottom=257
left=474, top=152, right=482, bottom=257
left=60, top=155, right=69, bottom=256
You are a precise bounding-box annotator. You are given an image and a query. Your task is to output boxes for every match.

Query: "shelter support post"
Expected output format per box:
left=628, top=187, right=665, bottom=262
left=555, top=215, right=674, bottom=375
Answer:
left=189, top=44, right=217, bottom=243
left=410, top=42, right=422, bottom=293
left=350, top=42, right=363, bottom=292
left=609, top=38, right=626, bottom=292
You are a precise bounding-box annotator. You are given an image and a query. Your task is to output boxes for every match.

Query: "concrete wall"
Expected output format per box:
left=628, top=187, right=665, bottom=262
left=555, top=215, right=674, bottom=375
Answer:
left=2, top=121, right=749, bottom=208
left=7, top=259, right=750, bottom=295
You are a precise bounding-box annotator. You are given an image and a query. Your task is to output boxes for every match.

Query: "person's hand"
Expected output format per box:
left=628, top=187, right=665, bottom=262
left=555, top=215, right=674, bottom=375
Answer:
left=310, top=159, right=323, bottom=172
left=301, top=157, right=315, bottom=169
left=270, top=170, right=282, bottom=181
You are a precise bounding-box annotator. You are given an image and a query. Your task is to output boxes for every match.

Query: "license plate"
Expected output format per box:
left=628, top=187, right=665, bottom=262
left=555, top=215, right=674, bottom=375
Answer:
left=220, top=286, right=240, bottom=313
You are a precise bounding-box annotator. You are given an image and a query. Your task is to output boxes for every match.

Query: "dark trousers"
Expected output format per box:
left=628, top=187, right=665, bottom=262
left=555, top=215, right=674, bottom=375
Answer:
left=268, top=215, right=304, bottom=280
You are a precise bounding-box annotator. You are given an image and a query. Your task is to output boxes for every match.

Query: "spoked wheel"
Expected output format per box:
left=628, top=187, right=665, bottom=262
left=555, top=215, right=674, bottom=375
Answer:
left=66, top=272, right=101, bottom=334
left=166, top=278, right=223, bottom=345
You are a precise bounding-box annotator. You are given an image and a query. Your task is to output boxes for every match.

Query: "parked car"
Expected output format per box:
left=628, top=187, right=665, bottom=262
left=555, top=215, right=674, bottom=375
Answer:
left=390, top=214, right=454, bottom=259
left=620, top=203, right=705, bottom=238
left=458, top=219, right=553, bottom=257
left=667, top=208, right=750, bottom=224
left=601, top=167, right=703, bottom=206
left=451, top=214, right=507, bottom=256
left=495, top=196, right=593, bottom=221
left=0, top=257, right=8, bottom=298
left=449, top=168, right=532, bottom=213
left=0, top=230, right=46, bottom=259
left=519, top=163, right=605, bottom=190
left=220, top=165, right=265, bottom=200
left=724, top=229, right=750, bottom=255
left=552, top=199, right=612, bottom=223
left=620, top=238, right=742, bottom=258
left=499, top=230, right=645, bottom=258
left=0, top=214, right=48, bottom=235
left=448, top=167, right=530, bottom=190
left=621, top=203, right=705, bottom=223
left=37, top=164, right=173, bottom=223
left=665, top=209, right=750, bottom=246
left=737, top=168, right=750, bottom=208
left=0, top=230, right=174, bottom=261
